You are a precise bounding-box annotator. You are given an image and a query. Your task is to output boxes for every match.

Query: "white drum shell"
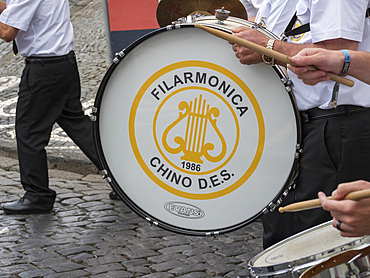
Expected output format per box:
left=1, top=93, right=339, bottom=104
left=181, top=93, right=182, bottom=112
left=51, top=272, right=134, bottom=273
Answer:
left=94, top=16, right=300, bottom=235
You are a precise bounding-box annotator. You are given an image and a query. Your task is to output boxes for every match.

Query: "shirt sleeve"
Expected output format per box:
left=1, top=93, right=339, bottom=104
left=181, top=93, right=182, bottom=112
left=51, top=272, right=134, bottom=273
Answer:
left=0, top=0, right=41, bottom=31
left=310, top=0, right=368, bottom=43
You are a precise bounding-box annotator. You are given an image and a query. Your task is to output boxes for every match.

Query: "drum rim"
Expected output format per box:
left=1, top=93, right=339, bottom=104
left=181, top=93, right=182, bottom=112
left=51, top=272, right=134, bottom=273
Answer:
left=93, top=18, right=302, bottom=236
left=248, top=221, right=370, bottom=276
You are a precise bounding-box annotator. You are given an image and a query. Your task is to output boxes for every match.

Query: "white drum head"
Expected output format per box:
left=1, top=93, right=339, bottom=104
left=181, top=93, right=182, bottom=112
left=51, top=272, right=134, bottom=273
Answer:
left=94, top=20, right=300, bottom=235
left=252, top=222, right=365, bottom=267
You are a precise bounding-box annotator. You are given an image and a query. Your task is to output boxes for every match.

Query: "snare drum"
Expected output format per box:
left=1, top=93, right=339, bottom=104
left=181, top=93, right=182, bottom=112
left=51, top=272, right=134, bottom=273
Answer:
left=249, top=221, right=370, bottom=277
left=93, top=16, right=301, bottom=235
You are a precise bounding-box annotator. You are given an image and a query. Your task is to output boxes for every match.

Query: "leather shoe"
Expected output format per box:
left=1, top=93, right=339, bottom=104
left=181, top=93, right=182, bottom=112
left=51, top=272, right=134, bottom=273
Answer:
left=2, top=198, right=52, bottom=214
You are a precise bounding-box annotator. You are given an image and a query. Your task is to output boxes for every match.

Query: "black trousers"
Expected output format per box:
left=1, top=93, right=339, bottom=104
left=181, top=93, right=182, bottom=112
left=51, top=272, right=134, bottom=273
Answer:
left=16, top=52, right=102, bottom=207
left=261, top=107, right=370, bottom=249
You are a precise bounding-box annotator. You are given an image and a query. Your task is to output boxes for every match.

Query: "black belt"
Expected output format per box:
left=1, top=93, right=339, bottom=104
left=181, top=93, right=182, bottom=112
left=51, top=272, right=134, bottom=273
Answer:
left=25, top=51, right=75, bottom=64
left=300, top=105, right=370, bottom=123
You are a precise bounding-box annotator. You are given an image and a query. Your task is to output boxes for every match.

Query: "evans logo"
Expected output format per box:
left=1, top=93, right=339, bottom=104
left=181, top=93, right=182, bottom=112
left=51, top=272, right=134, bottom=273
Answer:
left=164, top=202, right=205, bottom=219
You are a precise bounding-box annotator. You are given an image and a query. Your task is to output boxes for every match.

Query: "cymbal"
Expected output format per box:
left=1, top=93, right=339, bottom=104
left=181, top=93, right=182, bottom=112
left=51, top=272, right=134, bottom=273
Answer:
left=156, top=0, right=248, bottom=27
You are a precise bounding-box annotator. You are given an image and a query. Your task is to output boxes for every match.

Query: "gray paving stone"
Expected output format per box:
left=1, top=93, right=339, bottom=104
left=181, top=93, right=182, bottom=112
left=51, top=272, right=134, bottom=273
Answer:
left=147, top=253, right=185, bottom=264
left=68, top=252, right=95, bottom=263
left=49, top=261, right=86, bottom=273
left=83, top=204, right=115, bottom=211
left=90, top=270, right=134, bottom=278
left=85, top=254, right=126, bottom=267
left=150, top=260, right=187, bottom=272
left=158, top=245, right=193, bottom=255
left=0, top=264, right=38, bottom=276
left=77, top=200, right=106, bottom=208
left=124, top=247, right=158, bottom=260
left=44, top=270, right=89, bottom=278
left=23, top=250, right=60, bottom=262
left=57, top=192, right=84, bottom=200
left=48, top=169, right=84, bottom=180
left=169, top=263, right=209, bottom=276
left=57, top=245, right=96, bottom=256
left=84, top=262, right=126, bottom=275
left=18, top=268, right=56, bottom=278
left=125, top=265, right=152, bottom=275
left=61, top=197, right=85, bottom=206
left=177, top=272, right=209, bottom=278
left=182, top=246, right=215, bottom=256
left=208, top=263, right=243, bottom=276
left=0, top=176, right=18, bottom=185
left=0, top=256, right=25, bottom=267
left=142, top=272, right=175, bottom=278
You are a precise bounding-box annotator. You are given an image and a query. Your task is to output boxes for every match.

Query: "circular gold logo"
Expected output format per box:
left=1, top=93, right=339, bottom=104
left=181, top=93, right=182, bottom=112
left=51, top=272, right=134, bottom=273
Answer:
left=129, top=61, right=265, bottom=200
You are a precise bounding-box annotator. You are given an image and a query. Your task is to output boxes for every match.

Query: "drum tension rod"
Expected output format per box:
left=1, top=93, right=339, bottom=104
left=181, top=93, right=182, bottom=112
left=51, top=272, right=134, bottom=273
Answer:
left=101, top=169, right=112, bottom=183
left=113, top=50, right=126, bottom=64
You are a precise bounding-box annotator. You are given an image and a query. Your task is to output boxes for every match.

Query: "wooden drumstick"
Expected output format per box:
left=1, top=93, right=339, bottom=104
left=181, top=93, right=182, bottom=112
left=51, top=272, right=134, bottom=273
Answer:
left=279, top=189, right=370, bottom=213
left=194, top=24, right=354, bottom=88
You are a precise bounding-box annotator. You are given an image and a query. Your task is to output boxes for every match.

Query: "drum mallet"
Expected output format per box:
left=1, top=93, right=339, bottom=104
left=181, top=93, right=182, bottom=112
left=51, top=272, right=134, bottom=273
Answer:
left=278, top=189, right=370, bottom=213
left=194, top=24, right=354, bottom=88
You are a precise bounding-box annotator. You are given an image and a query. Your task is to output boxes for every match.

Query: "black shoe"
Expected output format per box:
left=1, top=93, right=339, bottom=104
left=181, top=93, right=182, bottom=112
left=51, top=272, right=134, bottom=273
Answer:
left=109, top=190, right=120, bottom=200
left=2, top=198, right=52, bottom=214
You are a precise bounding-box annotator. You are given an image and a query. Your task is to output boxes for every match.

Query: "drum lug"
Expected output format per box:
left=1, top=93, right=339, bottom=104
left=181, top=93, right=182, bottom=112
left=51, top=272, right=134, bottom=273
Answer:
left=282, top=77, right=292, bottom=87
left=264, top=202, right=277, bottom=213
left=113, top=50, right=125, bottom=64
left=90, top=107, right=97, bottom=122
left=264, top=183, right=295, bottom=214
left=171, top=14, right=201, bottom=25
left=101, top=169, right=112, bottom=183
left=145, top=217, right=159, bottom=227
left=296, top=144, right=303, bottom=159
left=248, top=267, right=257, bottom=277
left=205, top=231, right=220, bottom=236
left=251, top=22, right=263, bottom=30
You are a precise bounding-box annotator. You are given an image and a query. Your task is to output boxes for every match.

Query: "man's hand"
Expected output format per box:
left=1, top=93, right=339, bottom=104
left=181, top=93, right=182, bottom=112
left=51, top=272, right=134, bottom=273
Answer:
left=319, top=180, right=370, bottom=237
left=231, top=26, right=268, bottom=65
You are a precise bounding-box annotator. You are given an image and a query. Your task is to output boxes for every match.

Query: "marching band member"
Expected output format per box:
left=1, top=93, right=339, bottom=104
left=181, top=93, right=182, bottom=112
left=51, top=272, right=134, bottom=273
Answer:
left=288, top=48, right=370, bottom=237
left=232, top=0, right=370, bottom=248
left=0, top=0, right=105, bottom=214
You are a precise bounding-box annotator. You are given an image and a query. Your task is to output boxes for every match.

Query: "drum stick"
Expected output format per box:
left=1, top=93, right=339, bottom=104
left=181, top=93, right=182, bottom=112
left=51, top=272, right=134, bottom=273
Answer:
left=194, top=24, right=354, bottom=88
left=278, top=189, right=370, bottom=213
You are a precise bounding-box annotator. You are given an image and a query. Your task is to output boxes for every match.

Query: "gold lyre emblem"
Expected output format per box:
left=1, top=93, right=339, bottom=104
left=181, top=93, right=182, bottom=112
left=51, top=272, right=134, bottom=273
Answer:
left=162, top=94, right=227, bottom=164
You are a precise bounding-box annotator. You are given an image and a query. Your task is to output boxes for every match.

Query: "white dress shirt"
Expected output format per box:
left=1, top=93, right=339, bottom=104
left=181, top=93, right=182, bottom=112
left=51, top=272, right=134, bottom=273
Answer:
left=241, top=0, right=264, bottom=19
left=254, top=0, right=298, bottom=37
left=287, top=0, right=370, bottom=110
left=0, top=0, right=74, bottom=57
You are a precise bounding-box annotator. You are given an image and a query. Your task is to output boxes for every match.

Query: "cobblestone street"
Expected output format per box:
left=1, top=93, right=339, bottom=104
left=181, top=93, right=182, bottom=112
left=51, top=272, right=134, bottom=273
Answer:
left=0, top=0, right=264, bottom=276
left=0, top=155, right=263, bottom=277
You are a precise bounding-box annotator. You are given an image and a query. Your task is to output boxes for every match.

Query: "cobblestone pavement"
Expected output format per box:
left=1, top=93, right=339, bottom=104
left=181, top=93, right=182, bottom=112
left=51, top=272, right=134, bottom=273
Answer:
left=0, top=155, right=263, bottom=277
left=0, top=0, right=264, bottom=276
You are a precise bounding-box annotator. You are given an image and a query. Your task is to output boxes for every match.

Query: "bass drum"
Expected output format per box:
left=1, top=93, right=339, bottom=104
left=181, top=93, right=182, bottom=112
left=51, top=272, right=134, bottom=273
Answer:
left=93, top=16, right=301, bottom=235
left=248, top=221, right=370, bottom=277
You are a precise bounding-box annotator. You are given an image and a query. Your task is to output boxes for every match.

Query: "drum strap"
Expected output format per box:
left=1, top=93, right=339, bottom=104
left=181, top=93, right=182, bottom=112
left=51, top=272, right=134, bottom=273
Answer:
left=281, top=12, right=310, bottom=41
